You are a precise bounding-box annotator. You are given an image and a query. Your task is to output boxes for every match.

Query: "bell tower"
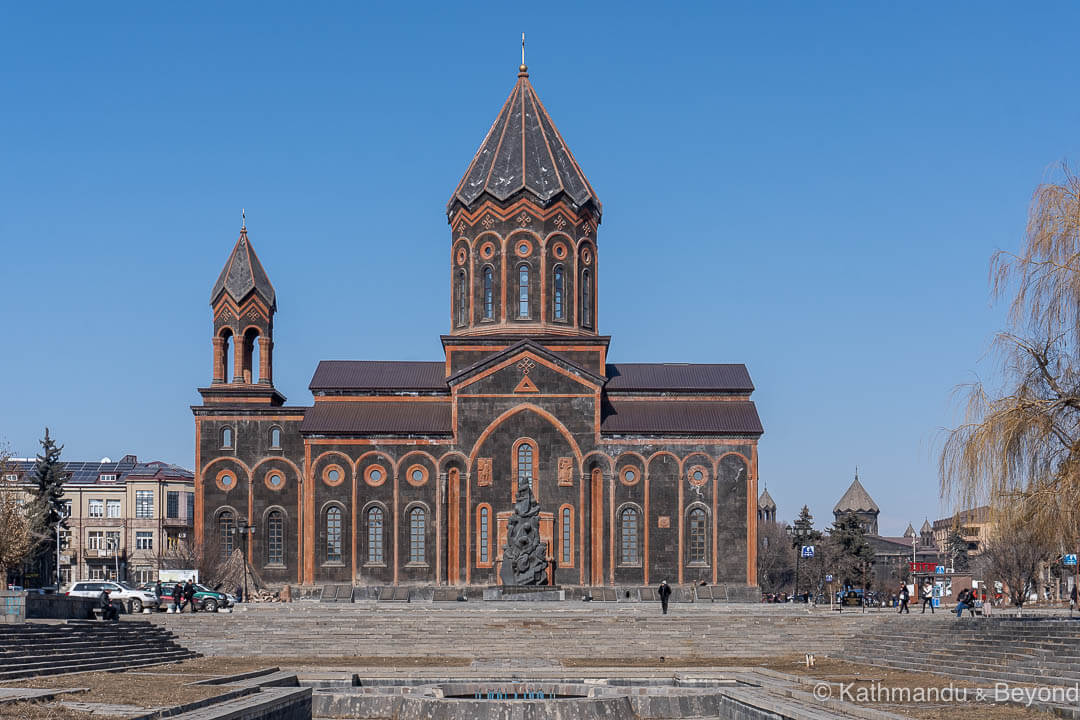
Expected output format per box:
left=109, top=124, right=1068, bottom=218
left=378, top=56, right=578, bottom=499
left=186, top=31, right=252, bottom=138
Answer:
left=199, top=221, right=285, bottom=405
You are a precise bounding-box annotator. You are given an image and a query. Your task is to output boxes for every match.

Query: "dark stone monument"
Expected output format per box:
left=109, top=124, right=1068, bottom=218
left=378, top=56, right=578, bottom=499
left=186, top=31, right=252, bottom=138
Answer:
left=499, top=481, right=549, bottom=586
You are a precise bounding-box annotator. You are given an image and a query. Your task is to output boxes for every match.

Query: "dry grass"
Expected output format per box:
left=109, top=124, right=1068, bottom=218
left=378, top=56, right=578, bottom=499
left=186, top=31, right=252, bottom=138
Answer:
left=0, top=703, right=96, bottom=720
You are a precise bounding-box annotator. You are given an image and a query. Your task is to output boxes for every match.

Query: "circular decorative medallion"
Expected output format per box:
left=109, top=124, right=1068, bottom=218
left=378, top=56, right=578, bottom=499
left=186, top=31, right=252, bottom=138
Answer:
left=405, top=464, right=429, bottom=487
left=515, top=239, right=533, bottom=257
left=264, top=469, right=285, bottom=491
left=552, top=242, right=567, bottom=260
left=480, top=241, right=495, bottom=259
left=215, top=468, right=238, bottom=492
left=322, top=464, right=345, bottom=487
left=582, top=247, right=592, bottom=265
left=688, top=465, right=708, bottom=487
left=456, top=247, right=467, bottom=265
left=364, top=464, right=388, bottom=487
left=620, top=466, right=641, bottom=486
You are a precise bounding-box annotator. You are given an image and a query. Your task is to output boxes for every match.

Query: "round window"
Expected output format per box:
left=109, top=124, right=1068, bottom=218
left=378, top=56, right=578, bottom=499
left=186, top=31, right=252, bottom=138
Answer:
left=519, top=243, right=529, bottom=254
left=365, top=464, right=388, bottom=487
left=222, top=474, right=233, bottom=486
left=626, top=470, right=635, bottom=482
left=405, top=464, right=428, bottom=487
left=323, top=464, right=346, bottom=486
left=688, top=465, right=708, bottom=487
left=328, top=469, right=340, bottom=482
left=481, top=242, right=495, bottom=259
left=370, top=469, right=382, bottom=482
left=620, top=466, right=640, bottom=486
left=412, top=469, right=423, bottom=482
left=269, top=474, right=281, bottom=486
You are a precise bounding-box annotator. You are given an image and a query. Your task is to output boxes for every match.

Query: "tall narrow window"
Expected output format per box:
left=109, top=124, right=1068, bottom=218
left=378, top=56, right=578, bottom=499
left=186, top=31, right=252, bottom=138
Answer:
left=409, top=507, right=426, bottom=564
left=270, top=427, right=281, bottom=448
left=221, top=427, right=233, bottom=448
left=482, top=266, right=494, bottom=320
left=367, top=507, right=384, bottom=564
left=135, top=490, right=153, bottom=518
left=518, top=265, right=530, bottom=318
left=582, top=270, right=592, bottom=328
left=267, top=510, right=283, bottom=565
left=218, top=510, right=235, bottom=560
left=456, top=270, right=468, bottom=326
left=620, top=507, right=639, bottom=565
left=561, top=507, right=572, bottom=565
left=517, top=443, right=534, bottom=492
left=553, top=266, right=564, bottom=320
left=479, top=506, right=490, bottom=564
left=689, top=508, right=708, bottom=564
left=325, top=507, right=342, bottom=563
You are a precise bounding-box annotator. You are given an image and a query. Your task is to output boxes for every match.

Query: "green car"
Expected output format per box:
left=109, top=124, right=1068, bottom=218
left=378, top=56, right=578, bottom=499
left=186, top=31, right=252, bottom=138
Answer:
left=141, top=582, right=232, bottom=612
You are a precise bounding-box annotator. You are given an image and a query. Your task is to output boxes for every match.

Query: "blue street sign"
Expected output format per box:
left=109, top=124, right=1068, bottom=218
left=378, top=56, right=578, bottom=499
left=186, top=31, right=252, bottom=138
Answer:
left=825, top=574, right=834, bottom=583
left=801, top=545, right=815, bottom=558
left=935, top=565, right=945, bottom=574
left=1064, top=554, right=1078, bottom=566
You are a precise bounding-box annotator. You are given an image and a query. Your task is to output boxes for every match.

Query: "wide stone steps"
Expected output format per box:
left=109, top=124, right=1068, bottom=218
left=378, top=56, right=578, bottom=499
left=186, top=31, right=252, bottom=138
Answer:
left=0, top=620, right=198, bottom=680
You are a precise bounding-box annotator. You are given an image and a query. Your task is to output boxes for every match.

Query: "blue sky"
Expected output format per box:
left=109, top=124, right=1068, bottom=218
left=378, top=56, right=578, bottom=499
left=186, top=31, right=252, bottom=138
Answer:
left=2, top=2, right=1078, bottom=536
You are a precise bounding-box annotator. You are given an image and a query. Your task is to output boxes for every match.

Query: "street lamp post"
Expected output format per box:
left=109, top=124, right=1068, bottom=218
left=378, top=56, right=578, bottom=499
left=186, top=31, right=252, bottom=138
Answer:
left=55, top=520, right=63, bottom=590
left=107, top=537, right=119, bottom=582
left=787, top=517, right=812, bottom=600
left=230, top=520, right=255, bottom=603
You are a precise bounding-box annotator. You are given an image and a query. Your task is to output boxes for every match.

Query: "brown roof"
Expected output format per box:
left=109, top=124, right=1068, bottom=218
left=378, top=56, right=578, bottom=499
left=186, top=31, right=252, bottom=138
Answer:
left=210, top=228, right=276, bottom=308
left=309, top=361, right=447, bottom=392
left=833, top=475, right=879, bottom=514
left=604, top=364, right=753, bottom=392
left=300, top=402, right=452, bottom=435
left=600, top=399, right=762, bottom=435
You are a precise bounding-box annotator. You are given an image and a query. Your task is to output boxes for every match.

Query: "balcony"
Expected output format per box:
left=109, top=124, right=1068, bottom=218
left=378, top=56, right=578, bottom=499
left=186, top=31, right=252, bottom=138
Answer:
left=163, top=515, right=193, bottom=528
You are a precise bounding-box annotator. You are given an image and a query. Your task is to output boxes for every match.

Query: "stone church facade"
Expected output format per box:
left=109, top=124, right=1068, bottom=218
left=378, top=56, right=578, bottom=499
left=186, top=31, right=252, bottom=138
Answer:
left=193, top=62, right=764, bottom=589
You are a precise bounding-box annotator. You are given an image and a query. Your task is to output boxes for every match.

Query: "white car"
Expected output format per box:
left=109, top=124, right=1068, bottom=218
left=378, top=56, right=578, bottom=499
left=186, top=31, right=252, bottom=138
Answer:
left=66, top=581, right=160, bottom=613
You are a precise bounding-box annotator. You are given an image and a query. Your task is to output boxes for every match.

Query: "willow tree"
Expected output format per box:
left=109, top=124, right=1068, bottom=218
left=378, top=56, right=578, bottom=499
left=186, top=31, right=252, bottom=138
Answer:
left=941, top=165, right=1080, bottom=546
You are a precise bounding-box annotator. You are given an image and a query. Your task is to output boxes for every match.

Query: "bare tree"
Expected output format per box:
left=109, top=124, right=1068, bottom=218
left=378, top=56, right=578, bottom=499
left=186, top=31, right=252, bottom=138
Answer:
left=976, top=508, right=1053, bottom=615
left=941, top=165, right=1080, bottom=549
left=0, top=450, right=31, bottom=588
left=757, top=519, right=794, bottom=594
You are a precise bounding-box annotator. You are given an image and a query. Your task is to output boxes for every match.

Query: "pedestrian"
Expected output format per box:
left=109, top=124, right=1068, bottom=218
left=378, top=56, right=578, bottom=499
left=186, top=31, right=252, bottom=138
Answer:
left=99, top=588, right=118, bottom=621
left=955, top=587, right=970, bottom=618
left=235, top=584, right=243, bottom=604
left=154, top=579, right=163, bottom=601
left=658, top=580, right=672, bottom=615
left=183, top=580, right=197, bottom=613
left=172, top=582, right=184, bottom=612
left=898, top=583, right=910, bottom=614
left=1071, top=584, right=1078, bottom=616
left=920, top=580, right=934, bottom=614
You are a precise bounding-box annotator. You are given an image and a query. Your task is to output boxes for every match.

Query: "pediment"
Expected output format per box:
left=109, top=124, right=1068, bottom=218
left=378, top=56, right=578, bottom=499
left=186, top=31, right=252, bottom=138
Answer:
left=449, top=340, right=604, bottom=396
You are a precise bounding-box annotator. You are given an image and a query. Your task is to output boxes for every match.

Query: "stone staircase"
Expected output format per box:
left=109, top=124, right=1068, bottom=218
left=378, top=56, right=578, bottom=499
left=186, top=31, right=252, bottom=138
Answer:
left=842, top=615, right=1080, bottom=685
left=0, top=620, right=199, bottom=680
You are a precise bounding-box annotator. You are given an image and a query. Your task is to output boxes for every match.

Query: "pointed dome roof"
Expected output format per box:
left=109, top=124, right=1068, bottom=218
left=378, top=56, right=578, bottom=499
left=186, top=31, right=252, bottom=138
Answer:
left=210, top=227, right=276, bottom=309
left=920, top=519, right=933, bottom=534
left=449, top=66, right=600, bottom=217
left=758, top=488, right=776, bottom=510
left=833, top=473, right=879, bottom=514
left=904, top=523, right=916, bottom=538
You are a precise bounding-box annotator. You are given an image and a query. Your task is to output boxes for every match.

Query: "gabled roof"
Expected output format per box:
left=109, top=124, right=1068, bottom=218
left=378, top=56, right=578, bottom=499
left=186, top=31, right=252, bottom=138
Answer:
left=449, top=66, right=600, bottom=217
left=210, top=228, right=276, bottom=309
left=920, top=519, right=933, bottom=533
left=833, top=474, right=879, bottom=514
left=605, top=363, right=754, bottom=393
left=448, top=338, right=606, bottom=388
left=758, top=489, right=776, bottom=510
left=310, top=361, right=447, bottom=393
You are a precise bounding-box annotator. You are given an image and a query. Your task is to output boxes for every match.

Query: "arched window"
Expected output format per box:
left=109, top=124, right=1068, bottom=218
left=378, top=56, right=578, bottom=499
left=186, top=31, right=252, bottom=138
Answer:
left=561, top=506, right=573, bottom=565
left=688, top=507, right=708, bottom=565
left=409, top=507, right=426, bottom=564
left=221, top=427, right=233, bottom=448
left=269, top=427, right=281, bottom=449
left=456, top=270, right=468, bottom=327
left=266, top=510, right=283, bottom=565
left=367, top=506, right=384, bottom=565
left=517, top=443, right=534, bottom=493
left=218, top=510, right=234, bottom=560
left=219, top=328, right=233, bottom=383
left=553, top=266, right=564, bottom=320
left=325, top=507, right=342, bottom=563
left=518, top=265, right=530, bottom=318
left=620, top=507, right=639, bottom=565
left=478, top=505, right=490, bottom=564
left=582, top=269, right=592, bottom=328
left=482, top=266, right=494, bottom=320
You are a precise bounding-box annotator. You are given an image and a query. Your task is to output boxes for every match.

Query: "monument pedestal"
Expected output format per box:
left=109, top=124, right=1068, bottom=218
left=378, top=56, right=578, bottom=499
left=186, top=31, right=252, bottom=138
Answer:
left=483, top=585, right=565, bottom=601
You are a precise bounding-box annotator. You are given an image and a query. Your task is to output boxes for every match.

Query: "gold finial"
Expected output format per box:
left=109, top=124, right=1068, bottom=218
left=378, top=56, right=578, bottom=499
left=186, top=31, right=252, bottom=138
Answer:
left=519, top=32, right=528, bottom=77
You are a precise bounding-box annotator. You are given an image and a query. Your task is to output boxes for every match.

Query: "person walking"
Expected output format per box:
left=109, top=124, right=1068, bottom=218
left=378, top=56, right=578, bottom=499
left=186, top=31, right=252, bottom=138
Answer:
left=898, top=583, right=910, bottom=614
left=153, top=580, right=163, bottom=602
left=920, top=580, right=934, bottom=614
left=172, top=582, right=184, bottom=613
left=1070, top=584, right=1078, bottom=616
left=183, top=580, right=197, bottom=613
left=658, top=580, right=672, bottom=615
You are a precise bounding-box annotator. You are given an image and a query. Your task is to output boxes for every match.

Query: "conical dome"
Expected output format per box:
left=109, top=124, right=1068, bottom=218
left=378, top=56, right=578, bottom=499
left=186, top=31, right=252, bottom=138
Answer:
left=833, top=475, right=879, bottom=514
left=758, top=489, right=776, bottom=510
left=449, top=66, right=600, bottom=217
left=210, top=227, right=276, bottom=309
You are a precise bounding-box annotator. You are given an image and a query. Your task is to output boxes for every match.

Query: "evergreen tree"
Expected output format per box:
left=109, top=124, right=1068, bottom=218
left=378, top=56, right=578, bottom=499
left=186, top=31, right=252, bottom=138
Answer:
left=828, top=511, right=875, bottom=589
left=945, top=530, right=971, bottom=572
left=26, top=428, right=66, bottom=586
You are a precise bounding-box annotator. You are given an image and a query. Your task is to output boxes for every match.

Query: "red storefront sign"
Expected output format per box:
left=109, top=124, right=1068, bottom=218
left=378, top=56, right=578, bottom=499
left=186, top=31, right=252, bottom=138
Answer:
left=909, top=562, right=937, bottom=573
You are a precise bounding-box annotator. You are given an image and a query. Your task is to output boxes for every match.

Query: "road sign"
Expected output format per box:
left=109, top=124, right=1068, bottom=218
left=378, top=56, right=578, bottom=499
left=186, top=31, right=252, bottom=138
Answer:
left=1064, top=554, right=1078, bottom=566
left=801, top=545, right=815, bottom=558
left=935, top=565, right=945, bottom=574
left=825, top=574, right=834, bottom=582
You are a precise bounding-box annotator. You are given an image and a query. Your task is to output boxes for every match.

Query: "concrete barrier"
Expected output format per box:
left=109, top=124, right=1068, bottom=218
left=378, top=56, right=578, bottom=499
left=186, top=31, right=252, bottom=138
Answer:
left=25, top=594, right=96, bottom=620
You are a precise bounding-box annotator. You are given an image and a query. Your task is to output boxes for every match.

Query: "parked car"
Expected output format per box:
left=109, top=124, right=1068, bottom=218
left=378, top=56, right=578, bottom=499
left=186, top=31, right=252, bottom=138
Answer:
left=66, top=581, right=160, bottom=613
left=140, top=582, right=231, bottom=612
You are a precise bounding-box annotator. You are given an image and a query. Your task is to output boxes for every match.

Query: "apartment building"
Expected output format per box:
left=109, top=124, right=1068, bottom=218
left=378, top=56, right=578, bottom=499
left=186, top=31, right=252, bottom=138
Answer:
left=3, top=455, right=194, bottom=586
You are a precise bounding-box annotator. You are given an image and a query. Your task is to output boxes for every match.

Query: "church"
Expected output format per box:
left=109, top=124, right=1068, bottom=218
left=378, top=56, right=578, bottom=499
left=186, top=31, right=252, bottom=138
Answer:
left=192, top=61, right=764, bottom=591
